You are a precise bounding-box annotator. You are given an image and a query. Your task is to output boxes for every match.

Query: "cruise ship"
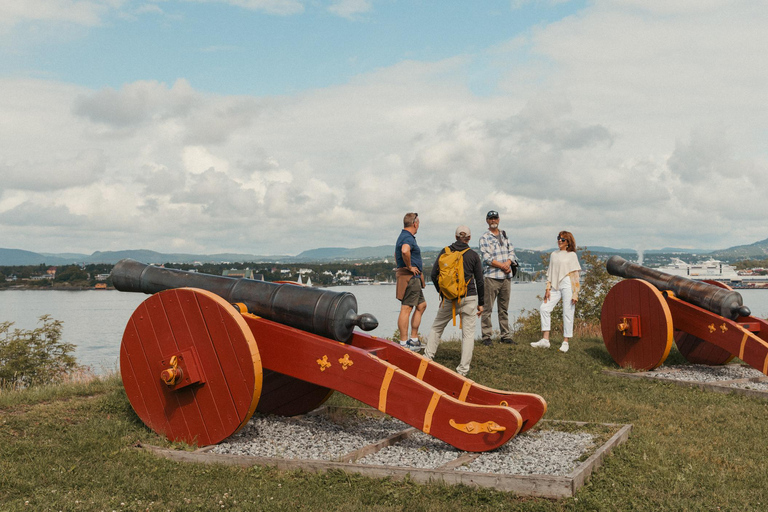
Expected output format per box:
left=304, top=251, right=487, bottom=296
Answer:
left=655, top=258, right=768, bottom=288
left=655, top=258, right=739, bottom=279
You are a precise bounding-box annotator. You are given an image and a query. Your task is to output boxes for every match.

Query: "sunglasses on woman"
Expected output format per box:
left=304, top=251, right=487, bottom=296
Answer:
left=557, top=237, right=567, bottom=242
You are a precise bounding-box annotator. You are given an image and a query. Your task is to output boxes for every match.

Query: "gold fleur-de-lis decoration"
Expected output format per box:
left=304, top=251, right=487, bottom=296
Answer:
left=338, top=354, right=354, bottom=370
left=708, top=324, right=716, bottom=333
left=317, top=355, right=331, bottom=372
left=720, top=323, right=728, bottom=333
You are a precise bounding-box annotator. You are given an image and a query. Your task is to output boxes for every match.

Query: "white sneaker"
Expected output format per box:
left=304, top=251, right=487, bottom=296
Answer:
left=530, top=339, right=550, bottom=348
left=559, top=342, right=569, bottom=353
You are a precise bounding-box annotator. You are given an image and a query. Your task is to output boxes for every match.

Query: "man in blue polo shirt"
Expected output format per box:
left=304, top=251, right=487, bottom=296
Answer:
left=395, top=212, right=426, bottom=351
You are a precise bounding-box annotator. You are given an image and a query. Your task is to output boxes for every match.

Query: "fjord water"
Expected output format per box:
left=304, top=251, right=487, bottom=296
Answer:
left=2, top=284, right=768, bottom=372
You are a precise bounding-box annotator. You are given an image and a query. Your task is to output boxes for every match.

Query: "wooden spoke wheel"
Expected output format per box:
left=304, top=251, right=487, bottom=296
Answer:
left=601, top=279, right=674, bottom=371
left=120, top=288, right=262, bottom=446
left=673, top=280, right=735, bottom=366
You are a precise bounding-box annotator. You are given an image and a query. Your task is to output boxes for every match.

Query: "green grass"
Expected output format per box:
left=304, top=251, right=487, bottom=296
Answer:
left=2, top=337, right=768, bottom=511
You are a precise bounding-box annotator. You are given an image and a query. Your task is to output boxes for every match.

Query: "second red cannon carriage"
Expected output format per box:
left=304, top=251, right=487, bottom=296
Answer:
left=600, top=255, right=768, bottom=375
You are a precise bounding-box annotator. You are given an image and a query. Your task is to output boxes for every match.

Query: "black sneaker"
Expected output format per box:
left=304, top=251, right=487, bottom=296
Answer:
left=481, top=338, right=492, bottom=346
left=500, top=337, right=514, bottom=344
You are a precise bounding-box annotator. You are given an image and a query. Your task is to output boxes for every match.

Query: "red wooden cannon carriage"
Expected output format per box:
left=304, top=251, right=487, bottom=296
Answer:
left=112, top=259, right=546, bottom=452
left=600, top=256, right=768, bottom=374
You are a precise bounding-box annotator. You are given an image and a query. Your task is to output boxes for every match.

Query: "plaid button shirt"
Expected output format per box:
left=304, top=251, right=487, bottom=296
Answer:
left=479, top=230, right=516, bottom=280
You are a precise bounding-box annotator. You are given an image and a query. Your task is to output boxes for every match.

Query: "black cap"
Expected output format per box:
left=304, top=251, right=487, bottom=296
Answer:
left=486, top=210, right=499, bottom=219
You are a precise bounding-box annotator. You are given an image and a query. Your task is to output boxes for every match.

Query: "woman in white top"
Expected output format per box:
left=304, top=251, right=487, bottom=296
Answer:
left=531, top=231, right=581, bottom=353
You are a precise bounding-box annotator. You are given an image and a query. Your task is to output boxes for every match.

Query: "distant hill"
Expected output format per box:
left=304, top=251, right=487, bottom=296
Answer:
left=0, top=248, right=75, bottom=266
left=709, top=238, right=768, bottom=260
left=40, top=252, right=90, bottom=260
left=294, top=246, right=393, bottom=261
left=2, top=237, right=767, bottom=266
left=84, top=250, right=282, bottom=265
left=0, top=248, right=281, bottom=266
left=294, top=245, right=440, bottom=261
left=645, top=247, right=710, bottom=254
left=578, top=246, right=635, bottom=254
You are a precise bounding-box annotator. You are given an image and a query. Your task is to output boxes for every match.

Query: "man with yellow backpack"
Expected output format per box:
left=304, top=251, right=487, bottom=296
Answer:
left=424, top=225, right=485, bottom=376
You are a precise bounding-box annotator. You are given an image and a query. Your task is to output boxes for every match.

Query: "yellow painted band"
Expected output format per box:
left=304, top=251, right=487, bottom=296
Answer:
left=458, top=379, right=472, bottom=402
left=740, top=332, right=748, bottom=360
left=422, top=392, right=441, bottom=434
left=749, top=332, right=768, bottom=349
left=416, top=358, right=429, bottom=380
left=763, top=353, right=768, bottom=376
left=378, top=367, right=395, bottom=413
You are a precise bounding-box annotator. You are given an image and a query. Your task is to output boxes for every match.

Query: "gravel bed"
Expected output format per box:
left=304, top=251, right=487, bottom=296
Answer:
left=356, top=431, right=461, bottom=469
left=212, top=413, right=597, bottom=476
left=648, top=364, right=765, bottom=382
left=457, top=430, right=594, bottom=475
left=212, top=414, right=409, bottom=460
left=729, top=380, right=768, bottom=391
left=359, top=429, right=594, bottom=475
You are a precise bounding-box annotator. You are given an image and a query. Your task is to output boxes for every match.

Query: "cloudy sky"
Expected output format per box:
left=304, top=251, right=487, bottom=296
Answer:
left=1, top=0, right=767, bottom=256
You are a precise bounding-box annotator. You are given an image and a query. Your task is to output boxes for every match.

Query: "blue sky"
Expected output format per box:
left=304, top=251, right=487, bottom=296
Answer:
left=1, top=0, right=767, bottom=256
left=7, top=1, right=584, bottom=96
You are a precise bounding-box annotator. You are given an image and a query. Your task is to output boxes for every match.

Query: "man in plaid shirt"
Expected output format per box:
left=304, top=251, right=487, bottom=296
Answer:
left=478, top=210, right=518, bottom=346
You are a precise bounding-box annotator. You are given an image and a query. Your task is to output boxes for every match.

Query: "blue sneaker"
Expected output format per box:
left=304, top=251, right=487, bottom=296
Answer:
left=400, top=338, right=424, bottom=352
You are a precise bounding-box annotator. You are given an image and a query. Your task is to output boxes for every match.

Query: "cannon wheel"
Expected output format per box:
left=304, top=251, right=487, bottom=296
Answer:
left=673, top=280, right=736, bottom=366
left=256, top=370, right=334, bottom=416
left=120, top=288, right=262, bottom=446
left=601, top=279, right=674, bottom=371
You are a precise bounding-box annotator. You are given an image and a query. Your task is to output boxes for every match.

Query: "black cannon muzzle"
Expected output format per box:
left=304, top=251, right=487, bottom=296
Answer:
left=606, top=255, right=750, bottom=320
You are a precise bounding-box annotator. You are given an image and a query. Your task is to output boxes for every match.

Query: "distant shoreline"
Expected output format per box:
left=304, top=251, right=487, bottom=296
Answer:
left=0, top=285, right=114, bottom=291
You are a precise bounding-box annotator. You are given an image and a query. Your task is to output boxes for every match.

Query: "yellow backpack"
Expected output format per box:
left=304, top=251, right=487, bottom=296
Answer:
left=437, top=247, right=471, bottom=326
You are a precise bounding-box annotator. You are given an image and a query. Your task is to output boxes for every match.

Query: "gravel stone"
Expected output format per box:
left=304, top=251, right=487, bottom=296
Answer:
left=729, top=380, right=768, bottom=391
left=356, top=431, right=461, bottom=469
left=212, top=414, right=409, bottom=460
left=457, top=430, right=594, bottom=475
left=648, top=364, right=764, bottom=382
left=211, top=412, right=596, bottom=476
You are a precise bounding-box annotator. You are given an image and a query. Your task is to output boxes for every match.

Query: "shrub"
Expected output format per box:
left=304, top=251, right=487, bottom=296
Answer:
left=0, top=315, right=81, bottom=388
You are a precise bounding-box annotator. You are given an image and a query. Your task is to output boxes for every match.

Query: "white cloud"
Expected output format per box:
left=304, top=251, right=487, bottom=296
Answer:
left=2, top=150, right=106, bottom=191
left=0, top=0, right=121, bottom=27
left=73, top=79, right=199, bottom=128
left=0, top=0, right=305, bottom=33
left=181, top=147, right=230, bottom=175
left=327, top=0, right=372, bottom=20
left=2, top=1, right=768, bottom=254
left=183, top=0, right=304, bottom=16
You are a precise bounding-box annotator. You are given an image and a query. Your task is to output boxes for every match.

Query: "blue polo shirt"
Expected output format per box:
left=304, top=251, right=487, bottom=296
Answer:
left=395, top=229, right=422, bottom=273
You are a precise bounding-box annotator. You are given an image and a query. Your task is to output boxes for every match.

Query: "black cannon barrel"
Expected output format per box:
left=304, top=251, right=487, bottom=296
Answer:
left=606, top=255, right=750, bottom=320
left=110, top=259, right=378, bottom=343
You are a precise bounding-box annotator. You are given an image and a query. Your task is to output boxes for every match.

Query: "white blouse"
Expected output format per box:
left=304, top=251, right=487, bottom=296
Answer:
left=547, top=250, right=581, bottom=290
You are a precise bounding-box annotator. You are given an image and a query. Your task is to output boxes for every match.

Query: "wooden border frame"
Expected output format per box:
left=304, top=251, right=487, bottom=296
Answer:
left=136, top=408, right=632, bottom=499
left=603, top=367, right=768, bottom=400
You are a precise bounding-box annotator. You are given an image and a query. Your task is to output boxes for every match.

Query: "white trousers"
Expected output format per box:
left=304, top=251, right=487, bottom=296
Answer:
left=540, top=277, right=575, bottom=338
left=425, top=296, right=478, bottom=376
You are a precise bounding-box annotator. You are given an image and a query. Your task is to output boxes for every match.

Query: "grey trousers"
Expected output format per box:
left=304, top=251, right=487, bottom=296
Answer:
left=481, top=277, right=511, bottom=340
